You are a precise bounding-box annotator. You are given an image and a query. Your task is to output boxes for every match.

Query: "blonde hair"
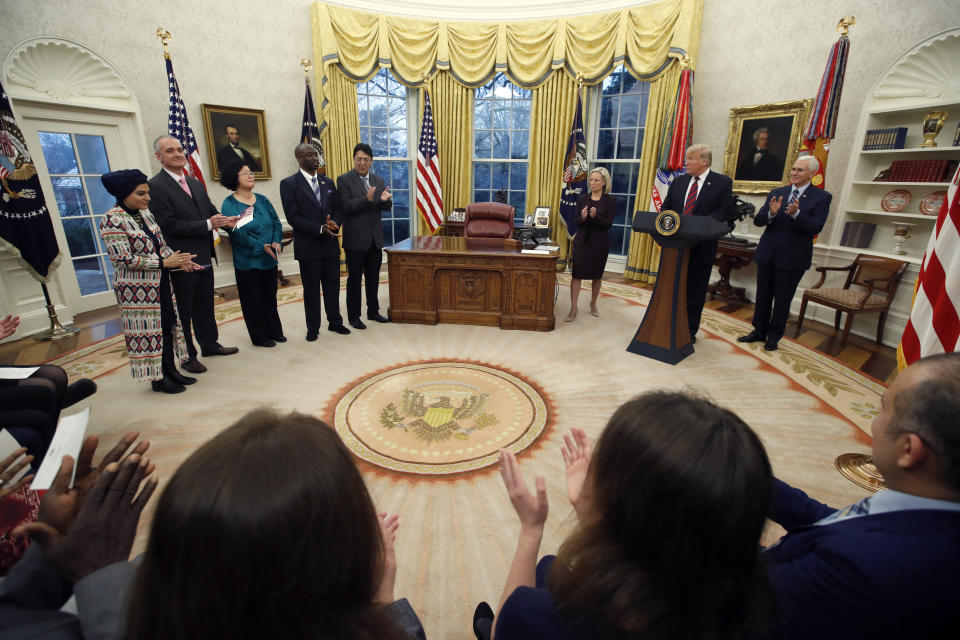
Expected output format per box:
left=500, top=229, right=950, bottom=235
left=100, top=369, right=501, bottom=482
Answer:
left=685, top=144, right=712, bottom=166
left=590, top=167, right=612, bottom=194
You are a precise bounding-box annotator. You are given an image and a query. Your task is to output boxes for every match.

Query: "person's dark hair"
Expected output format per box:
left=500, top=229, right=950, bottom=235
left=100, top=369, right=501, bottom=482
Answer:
left=125, top=409, right=406, bottom=640
left=218, top=158, right=247, bottom=191
left=353, top=142, right=374, bottom=159
left=548, top=391, right=773, bottom=639
left=892, top=352, right=960, bottom=491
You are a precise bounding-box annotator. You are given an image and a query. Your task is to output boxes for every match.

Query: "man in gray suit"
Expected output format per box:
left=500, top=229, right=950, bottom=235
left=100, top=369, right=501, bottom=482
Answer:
left=336, top=143, right=392, bottom=330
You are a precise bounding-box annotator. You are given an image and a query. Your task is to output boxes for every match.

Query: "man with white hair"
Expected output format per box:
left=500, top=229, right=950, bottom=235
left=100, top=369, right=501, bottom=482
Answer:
left=738, top=155, right=830, bottom=351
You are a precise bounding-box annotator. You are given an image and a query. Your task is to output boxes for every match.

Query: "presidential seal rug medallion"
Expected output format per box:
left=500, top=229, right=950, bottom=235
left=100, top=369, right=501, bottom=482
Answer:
left=331, top=361, right=551, bottom=476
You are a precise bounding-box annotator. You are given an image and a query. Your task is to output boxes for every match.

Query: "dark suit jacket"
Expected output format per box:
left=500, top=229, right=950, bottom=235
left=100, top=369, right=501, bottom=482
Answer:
left=661, top=170, right=734, bottom=264
left=761, top=479, right=960, bottom=638
left=279, top=172, right=341, bottom=261
left=753, top=185, right=831, bottom=271
left=572, top=193, right=615, bottom=250
left=148, top=170, right=218, bottom=264
left=216, top=144, right=260, bottom=173
left=336, top=169, right=391, bottom=251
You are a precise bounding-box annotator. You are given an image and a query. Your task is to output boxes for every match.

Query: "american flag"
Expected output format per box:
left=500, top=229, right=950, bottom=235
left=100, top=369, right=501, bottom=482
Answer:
left=898, top=164, right=960, bottom=367
left=416, top=90, right=443, bottom=234
left=164, top=56, right=205, bottom=186
left=300, top=76, right=326, bottom=176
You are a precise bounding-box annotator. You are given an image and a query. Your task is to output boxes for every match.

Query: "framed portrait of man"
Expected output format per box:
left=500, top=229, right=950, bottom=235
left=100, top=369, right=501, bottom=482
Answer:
left=723, top=99, right=812, bottom=194
left=200, top=104, right=271, bottom=181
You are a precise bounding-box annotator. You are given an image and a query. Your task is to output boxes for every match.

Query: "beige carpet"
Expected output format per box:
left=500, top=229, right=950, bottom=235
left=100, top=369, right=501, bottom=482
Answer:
left=53, top=274, right=879, bottom=639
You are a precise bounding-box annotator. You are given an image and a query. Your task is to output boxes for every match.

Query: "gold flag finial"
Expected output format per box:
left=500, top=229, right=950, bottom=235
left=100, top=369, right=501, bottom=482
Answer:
left=300, top=58, right=313, bottom=75
left=837, top=16, right=855, bottom=36
left=679, top=55, right=691, bottom=69
left=156, top=28, right=172, bottom=56
left=576, top=72, right=584, bottom=89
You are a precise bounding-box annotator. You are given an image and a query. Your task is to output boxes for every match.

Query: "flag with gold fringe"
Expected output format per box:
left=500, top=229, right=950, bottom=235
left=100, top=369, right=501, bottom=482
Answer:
left=558, top=94, right=587, bottom=238
left=300, top=76, right=326, bottom=176
left=650, top=66, right=693, bottom=213
left=800, top=29, right=850, bottom=189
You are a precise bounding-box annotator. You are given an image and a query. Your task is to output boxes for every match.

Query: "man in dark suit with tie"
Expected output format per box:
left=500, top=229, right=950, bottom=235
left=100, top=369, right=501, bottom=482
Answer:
left=337, top=143, right=392, bottom=330
left=738, top=156, right=831, bottom=351
left=660, top=144, right=734, bottom=342
left=735, top=127, right=782, bottom=182
left=761, top=352, right=960, bottom=638
left=215, top=125, right=261, bottom=173
left=279, top=143, right=350, bottom=341
left=148, top=136, right=238, bottom=373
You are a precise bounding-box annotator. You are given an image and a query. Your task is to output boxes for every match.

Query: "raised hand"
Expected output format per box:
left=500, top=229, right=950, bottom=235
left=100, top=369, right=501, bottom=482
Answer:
left=16, top=453, right=157, bottom=581
left=561, top=428, right=593, bottom=520
left=0, top=447, right=33, bottom=499
left=162, top=250, right=198, bottom=269
left=499, top=449, right=548, bottom=531
left=376, top=511, right=400, bottom=604
left=380, top=186, right=392, bottom=202
left=785, top=200, right=799, bottom=216
left=581, top=206, right=589, bottom=221
left=366, top=185, right=377, bottom=202
left=0, top=314, right=20, bottom=340
left=768, top=195, right=783, bottom=216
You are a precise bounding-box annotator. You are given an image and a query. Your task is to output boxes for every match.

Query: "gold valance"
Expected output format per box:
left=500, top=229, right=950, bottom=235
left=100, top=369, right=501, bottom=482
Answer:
left=310, top=1, right=702, bottom=99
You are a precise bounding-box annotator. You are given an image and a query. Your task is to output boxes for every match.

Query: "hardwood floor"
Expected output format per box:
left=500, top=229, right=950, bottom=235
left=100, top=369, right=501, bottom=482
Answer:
left=1, top=272, right=898, bottom=385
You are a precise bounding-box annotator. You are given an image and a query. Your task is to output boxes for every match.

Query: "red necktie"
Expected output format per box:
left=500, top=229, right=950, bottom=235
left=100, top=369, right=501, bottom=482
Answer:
left=682, top=176, right=699, bottom=215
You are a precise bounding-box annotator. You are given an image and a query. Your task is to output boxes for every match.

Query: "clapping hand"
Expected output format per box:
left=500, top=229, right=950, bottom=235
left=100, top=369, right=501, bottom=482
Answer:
left=366, top=185, right=377, bottom=202
left=375, top=511, right=400, bottom=604
left=499, top=449, right=548, bottom=531
left=561, top=428, right=593, bottom=521
left=0, top=446, right=34, bottom=499
left=768, top=195, right=783, bottom=217
left=0, top=314, right=20, bottom=340
left=580, top=206, right=589, bottom=221
left=785, top=200, right=799, bottom=216
left=162, top=250, right=198, bottom=270
left=324, top=214, right=341, bottom=236
left=380, top=186, right=392, bottom=202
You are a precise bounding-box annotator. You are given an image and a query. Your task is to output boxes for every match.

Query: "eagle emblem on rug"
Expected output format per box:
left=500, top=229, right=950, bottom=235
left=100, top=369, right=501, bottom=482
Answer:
left=380, top=384, right=497, bottom=443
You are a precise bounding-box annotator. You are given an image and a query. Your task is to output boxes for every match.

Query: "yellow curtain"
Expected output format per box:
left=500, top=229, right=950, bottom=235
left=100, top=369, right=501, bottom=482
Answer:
left=623, top=62, right=681, bottom=283
left=418, top=72, right=473, bottom=235
left=311, top=0, right=702, bottom=125
left=316, top=65, right=360, bottom=271
left=528, top=71, right=578, bottom=270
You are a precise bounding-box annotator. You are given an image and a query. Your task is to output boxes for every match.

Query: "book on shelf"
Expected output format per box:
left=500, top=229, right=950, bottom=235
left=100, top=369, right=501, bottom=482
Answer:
left=863, top=126, right=907, bottom=150
left=840, top=222, right=877, bottom=249
left=877, top=159, right=954, bottom=182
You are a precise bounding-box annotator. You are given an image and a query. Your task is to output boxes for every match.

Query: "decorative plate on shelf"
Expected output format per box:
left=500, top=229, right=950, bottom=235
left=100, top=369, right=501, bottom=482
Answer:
left=880, top=189, right=911, bottom=212
left=919, top=190, right=946, bottom=215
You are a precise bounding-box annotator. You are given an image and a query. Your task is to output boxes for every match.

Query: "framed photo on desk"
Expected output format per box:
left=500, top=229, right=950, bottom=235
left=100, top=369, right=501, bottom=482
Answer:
left=533, top=206, right=550, bottom=228
left=523, top=214, right=534, bottom=227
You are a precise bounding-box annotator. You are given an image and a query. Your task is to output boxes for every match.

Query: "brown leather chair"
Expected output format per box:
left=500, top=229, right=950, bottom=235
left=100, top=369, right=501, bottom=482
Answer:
left=464, top=202, right=515, bottom=238
left=796, top=254, right=908, bottom=346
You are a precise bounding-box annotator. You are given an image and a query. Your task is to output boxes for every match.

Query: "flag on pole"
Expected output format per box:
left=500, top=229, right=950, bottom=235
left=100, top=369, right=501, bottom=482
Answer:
left=897, top=164, right=960, bottom=368
left=163, top=54, right=218, bottom=245
left=301, top=76, right=326, bottom=176
left=650, top=67, right=694, bottom=212
left=800, top=32, right=850, bottom=189
left=0, top=80, right=61, bottom=281
left=558, top=94, right=587, bottom=238
left=416, top=90, right=443, bottom=234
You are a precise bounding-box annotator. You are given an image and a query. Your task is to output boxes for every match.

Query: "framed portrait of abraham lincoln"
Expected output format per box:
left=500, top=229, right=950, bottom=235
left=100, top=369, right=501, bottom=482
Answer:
left=200, top=103, right=271, bottom=181
left=723, top=99, right=812, bottom=194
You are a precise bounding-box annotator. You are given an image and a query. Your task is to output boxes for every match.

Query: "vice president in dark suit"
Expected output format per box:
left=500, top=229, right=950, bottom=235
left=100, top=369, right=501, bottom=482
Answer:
left=148, top=136, right=238, bottom=373
left=337, top=143, right=391, bottom=330
left=279, top=143, right=350, bottom=341
left=739, top=156, right=830, bottom=351
left=660, top=144, right=734, bottom=341
left=761, top=352, right=960, bottom=638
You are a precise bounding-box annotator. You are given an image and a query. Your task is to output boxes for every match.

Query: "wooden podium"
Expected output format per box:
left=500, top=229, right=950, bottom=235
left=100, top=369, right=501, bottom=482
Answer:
left=627, top=211, right=731, bottom=364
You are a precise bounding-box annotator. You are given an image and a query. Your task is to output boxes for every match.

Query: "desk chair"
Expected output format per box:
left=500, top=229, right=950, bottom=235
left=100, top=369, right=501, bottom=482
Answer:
left=464, top=202, right=515, bottom=238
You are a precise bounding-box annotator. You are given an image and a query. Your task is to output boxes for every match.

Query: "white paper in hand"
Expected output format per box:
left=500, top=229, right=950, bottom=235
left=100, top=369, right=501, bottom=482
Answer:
left=32, top=408, right=90, bottom=490
left=234, top=205, right=255, bottom=229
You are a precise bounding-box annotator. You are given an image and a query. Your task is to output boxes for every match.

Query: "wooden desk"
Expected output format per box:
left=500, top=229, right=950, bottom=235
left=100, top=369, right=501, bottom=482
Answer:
left=385, top=236, right=557, bottom=331
left=708, top=238, right=757, bottom=303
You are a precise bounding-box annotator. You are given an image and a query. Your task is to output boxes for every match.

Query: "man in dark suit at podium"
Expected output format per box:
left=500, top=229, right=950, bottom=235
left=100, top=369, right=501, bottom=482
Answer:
left=148, top=136, right=238, bottom=373
left=337, top=143, right=392, bottom=330
left=661, top=144, right=734, bottom=342
left=279, top=143, right=350, bottom=340
left=739, top=156, right=831, bottom=351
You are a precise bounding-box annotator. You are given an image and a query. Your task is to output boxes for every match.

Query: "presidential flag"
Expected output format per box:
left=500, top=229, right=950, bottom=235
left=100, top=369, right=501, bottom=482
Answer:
left=416, top=90, right=443, bottom=234
left=164, top=56, right=205, bottom=186
left=897, top=164, right=960, bottom=368
left=301, top=76, right=326, bottom=176
left=558, top=94, right=587, bottom=238
left=0, top=80, right=61, bottom=281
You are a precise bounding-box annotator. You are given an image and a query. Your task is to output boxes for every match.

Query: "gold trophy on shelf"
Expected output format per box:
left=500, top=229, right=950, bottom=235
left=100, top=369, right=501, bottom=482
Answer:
left=918, top=110, right=948, bottom=147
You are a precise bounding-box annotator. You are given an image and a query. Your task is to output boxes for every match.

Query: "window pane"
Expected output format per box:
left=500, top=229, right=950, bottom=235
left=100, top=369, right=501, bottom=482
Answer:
left=509, top=163, right=526, bottom=190
left=617, top=130, right=636, bottom=160
left=474, top=100, right=492, bottom=130
left=394, top=217, right=409, bottom=243
left=37, top=132, right=79, bottom=175
left=381, top=220, right=394, bottom=248
left=474, top=163, right=490, bottom=190
left=621, top=72, right=637, bottom=94
left=512, top=105, right=530, bottom=130
left=599, top=97, right=615, bottom=128
left=508, top=190, right=525, bottom=214
left=86, top=177, right=115, bottom=214
left=474, top=130, right=491, bottom=159
left=51, top=177, right=88, bottom=217
left=388, top=98, right=406, bottom=129
left=73, top=256, right=108, bottom=295
left=491, top=163, right=508, bottom=190
left=390, top=130, right=407, bottom=157
left=512, top=130, right=528, bottom=159
left=596, top=130, right=615, bottom=159
left=392, top=162, right=409, bottom=189
left=609, top=224, right=626, bottom=257
left=634, top=130, right=645, bottom=160
left=610, top=164, right=633, bottom=194
left=75, top=135, right=109, bottom=174
left=62, top=217, right=98, bottom=257
left=368, top=96, right=388, bottom=127
left=620, top=95, right=641, bottom=128
left=613, top=197, right=628, bottom=226
left=493, top=131, right=509, bottom=158
left=474, top=189, right=487, bottom=202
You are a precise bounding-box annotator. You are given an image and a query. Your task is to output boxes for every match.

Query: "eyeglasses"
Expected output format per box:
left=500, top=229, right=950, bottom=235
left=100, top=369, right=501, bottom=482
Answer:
left=238, top=170, right=254, bottom=176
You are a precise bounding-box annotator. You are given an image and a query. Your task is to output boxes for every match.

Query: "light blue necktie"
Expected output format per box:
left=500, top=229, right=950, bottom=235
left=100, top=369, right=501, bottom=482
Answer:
left=311, top=176, right=322, bottom=205
left=816, top=496, right=872, bottom=525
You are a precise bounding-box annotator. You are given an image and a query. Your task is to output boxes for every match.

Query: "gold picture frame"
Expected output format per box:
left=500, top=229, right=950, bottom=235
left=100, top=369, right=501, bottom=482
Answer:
left=723, top=99, right=812, bottom=194
left=200, top=104, right=271, bottom=181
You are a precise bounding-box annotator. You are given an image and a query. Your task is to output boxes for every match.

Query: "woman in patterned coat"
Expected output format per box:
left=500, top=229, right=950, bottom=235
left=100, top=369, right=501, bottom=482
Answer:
left=99, top=169, right=200, bottom=394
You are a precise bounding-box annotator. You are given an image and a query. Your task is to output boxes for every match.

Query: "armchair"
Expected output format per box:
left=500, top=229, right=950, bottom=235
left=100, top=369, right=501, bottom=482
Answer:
left=464, top=202, right=515, bottom=238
